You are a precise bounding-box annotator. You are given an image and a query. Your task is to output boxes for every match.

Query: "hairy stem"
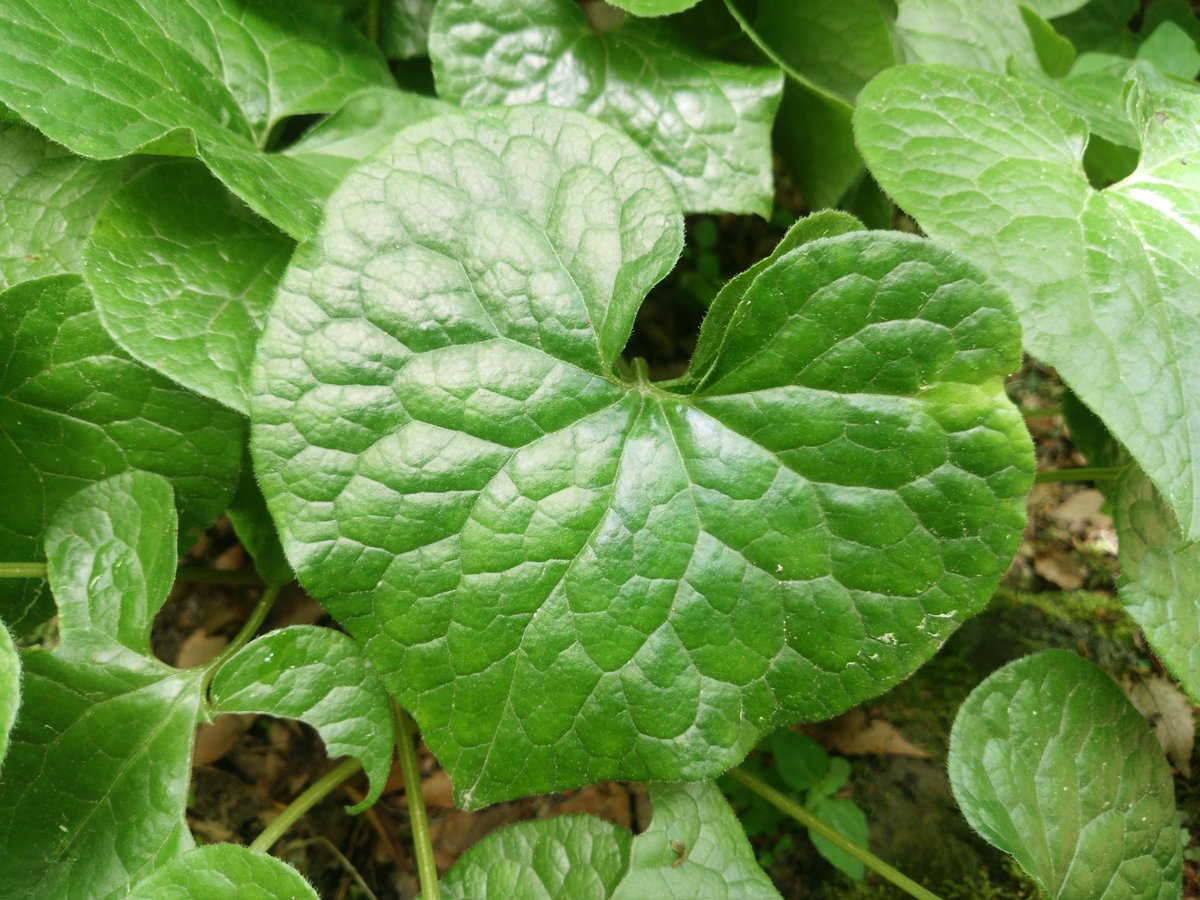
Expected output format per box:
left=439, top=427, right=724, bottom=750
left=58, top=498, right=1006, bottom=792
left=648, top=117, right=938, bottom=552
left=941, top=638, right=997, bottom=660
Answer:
left=1033, top=466, right=1125, bottom=484
left=200, top=583, right=281, bottom=700
left=249, top=757, right=363, bottom=853
left=366, top=0, right=381, bottom=46
left=0, top=562, right=47, bottom=579
left=727, top=768, right=943, bottom=900
left=395, top=704, right=440, bottom=899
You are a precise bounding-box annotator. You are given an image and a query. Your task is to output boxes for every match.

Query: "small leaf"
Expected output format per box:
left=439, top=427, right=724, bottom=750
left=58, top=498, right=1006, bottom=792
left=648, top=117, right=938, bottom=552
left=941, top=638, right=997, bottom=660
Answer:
left=251, top=105, right=1033, bottom=807
left=429, top=0, right=783, bottom=215
left=1137, top=21, right=1200, bottom=79
left=439, top=781, right=779, bottom=898
left=893, top=0, right=1038, bottom=71
left=0, top=0, right=394, bottom=238
left=439, top=815, right=632, bottom=899
left=0, top=276, right=243, bottom=630
left=857, top=63, right=1200, bottom=541
left=609, top=0, right=701, bottom=16
left=807, top=757, right=851, bottom=801
left=613, top=782, right=780, bottom=898
left=85, top=161, right=294, bottom=413
left=948, top=650, right=1182, bottom=899
left=0, top=124, right=130, bottom=292
left=44, top=473, right=177, bottom=656
left=768, top=732, right=829, bottom=794
left=0, top=474, right=203, bottom=898
left=1113, top=467, right=1200, bottom=702
left=209, top=626, right=394, bottom=811
left=127, top=843, right=318, bottom=899
left=807, top=796, right=868, bottom=881
left=0, top=623, right=18, bottom=772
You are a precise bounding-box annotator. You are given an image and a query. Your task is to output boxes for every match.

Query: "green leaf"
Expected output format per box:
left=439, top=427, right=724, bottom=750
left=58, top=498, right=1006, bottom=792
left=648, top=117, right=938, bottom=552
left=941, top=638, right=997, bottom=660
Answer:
left=1137, top=20, right=1200, bottom=79
left=1054, top=0, right=1138, bottom=55
left=209, top=625, right=394, bottom=812
left=440, top=815, right=632, bottom=899
left=0, top=276, right=243, bottom=630
left=381, top=0, right=438, bottom=59
left=807, top=796, right=868, bottom=881
left=768, top=732, right=829, bottom=794
left=439, top=781, right=779, bottom=898
left=44, top=472, right=177, bottom=656
left=0, top=0, right=394, bottom=238
left=893, top=0, right=1038, bottom=72
left=729, top=0, right=894, bottom=106
left=1114, top=468, right=1200, bottom=702
left=228, top=451, right=294, bottom=586
left=0, top=474, right=203, bottom=898
left=428, top=0, right=783, bottom=216
left=251, top=105, right=1033, bottom=807
left=0, top=124, right=130, bottom=292
left=1022, top=0, right=1090, bottom=16
left=856, top=63, right=1200, bottom=541
left=1021, top=6, right=1077, bottom=77
left=807, top=756, right=851, bottom=800
left=0, top=623, right=18, bottom=772
left=613, top=782, right=780, bottom=898
left=127, top=844, right=318, bottom=899
left=948, top=650, right=1182, bottom=898
left=85, top=161, right=293, bottom=413
left=774, top=85, right=863, bottom=210
left=610, top=0, right=701, bottom=15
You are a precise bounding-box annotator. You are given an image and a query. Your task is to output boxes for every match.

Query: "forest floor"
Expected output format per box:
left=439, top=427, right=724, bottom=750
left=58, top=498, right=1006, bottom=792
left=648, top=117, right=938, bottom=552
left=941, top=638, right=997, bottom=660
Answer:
left=158, top=206, right=1200, bottom=899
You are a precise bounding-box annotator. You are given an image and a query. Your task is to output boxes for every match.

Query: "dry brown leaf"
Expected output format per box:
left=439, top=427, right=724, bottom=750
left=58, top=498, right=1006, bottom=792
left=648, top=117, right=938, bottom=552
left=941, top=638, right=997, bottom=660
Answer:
left=1122, top=675, right=1196, bottom=776
left=1034, top=548, right=1087, bottom=590
left=193, top=714, right=253, bottom=766
left=818, top=709, right=931, bottom=758
left=175, top=630, right=228, bottom=669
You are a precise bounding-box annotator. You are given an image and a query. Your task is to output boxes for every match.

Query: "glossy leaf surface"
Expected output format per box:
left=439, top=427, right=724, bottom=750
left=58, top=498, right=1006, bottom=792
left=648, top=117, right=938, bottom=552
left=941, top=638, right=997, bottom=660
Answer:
left=1114, top=468, right=1200, bottom=702
left=0, top=125, right=129, bottom=291
left=209, top=625, right=394, bottom=811
left=228, top=453, right=294, bottom=586
left=86, top=161, right=293, bottom=413
left=127, top=844, right=318, bottom=900
left=0, top=0, right=394, bottom=238
left=0, top=277, right=242, bottom=627
left=857, top=63, right=1200, bottom=541
left=949, top=650, right=1181, bottom=899
left=0, top=624, right=17, bottom=772
left=439, top=782, right=778, bottom=898
left=610, top=0, right=702, bottom=16
left=0, top=474, right=202, bottom=898
left=252, top=106, right=1032, bottom=806
left=429, top=0, right=783, bottom=215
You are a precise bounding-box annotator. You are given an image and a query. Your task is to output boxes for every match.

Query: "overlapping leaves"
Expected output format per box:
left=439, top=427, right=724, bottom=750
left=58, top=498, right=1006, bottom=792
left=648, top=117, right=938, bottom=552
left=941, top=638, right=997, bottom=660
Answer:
left=856, top=63, right=1200, bottom=542
left=0, top=0, right=394, bottom=238
left=252, top=104, right=1032, bottom=807
left=949, top=651, right=1181, bottom=898
left=439, top=782, right=779, bottom=899
left=428, top=0, right=783, bottom=216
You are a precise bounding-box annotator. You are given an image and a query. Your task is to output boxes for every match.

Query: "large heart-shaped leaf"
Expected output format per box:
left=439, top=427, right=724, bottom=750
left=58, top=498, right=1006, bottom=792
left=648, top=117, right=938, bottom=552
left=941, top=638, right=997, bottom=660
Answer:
left=251, top=105, right=1032, bottom=807
left=0, top=0, right=394, bottom=238
left=949, top=650, right=1182, bottom=898
left=0, top=276, right=243, bottom=629
left=0, top=473, right=202, bottom=898
left=438, top=782, right=779, bottom=898
left=428, top=0, right=783, bottom=216
left=0, top=124, right=130, bottom=291
left=856, top=63, right=1200, bottom=541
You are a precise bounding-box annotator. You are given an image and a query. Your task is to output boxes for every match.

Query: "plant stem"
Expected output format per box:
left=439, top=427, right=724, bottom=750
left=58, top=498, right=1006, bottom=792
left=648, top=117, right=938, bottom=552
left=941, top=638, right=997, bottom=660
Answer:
left=1033, top=466, right=1125, bottom=484
left=727, top=768, right=943, bottom=900
left=200, top=583, right=282, bottom=698
left=249, top=757, right=363, bottom=853
left=395, top=704, right=439, bottom=900
left=0, top=562, right=47, bottom=579
left=366, top=0, right=381, bottom=46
